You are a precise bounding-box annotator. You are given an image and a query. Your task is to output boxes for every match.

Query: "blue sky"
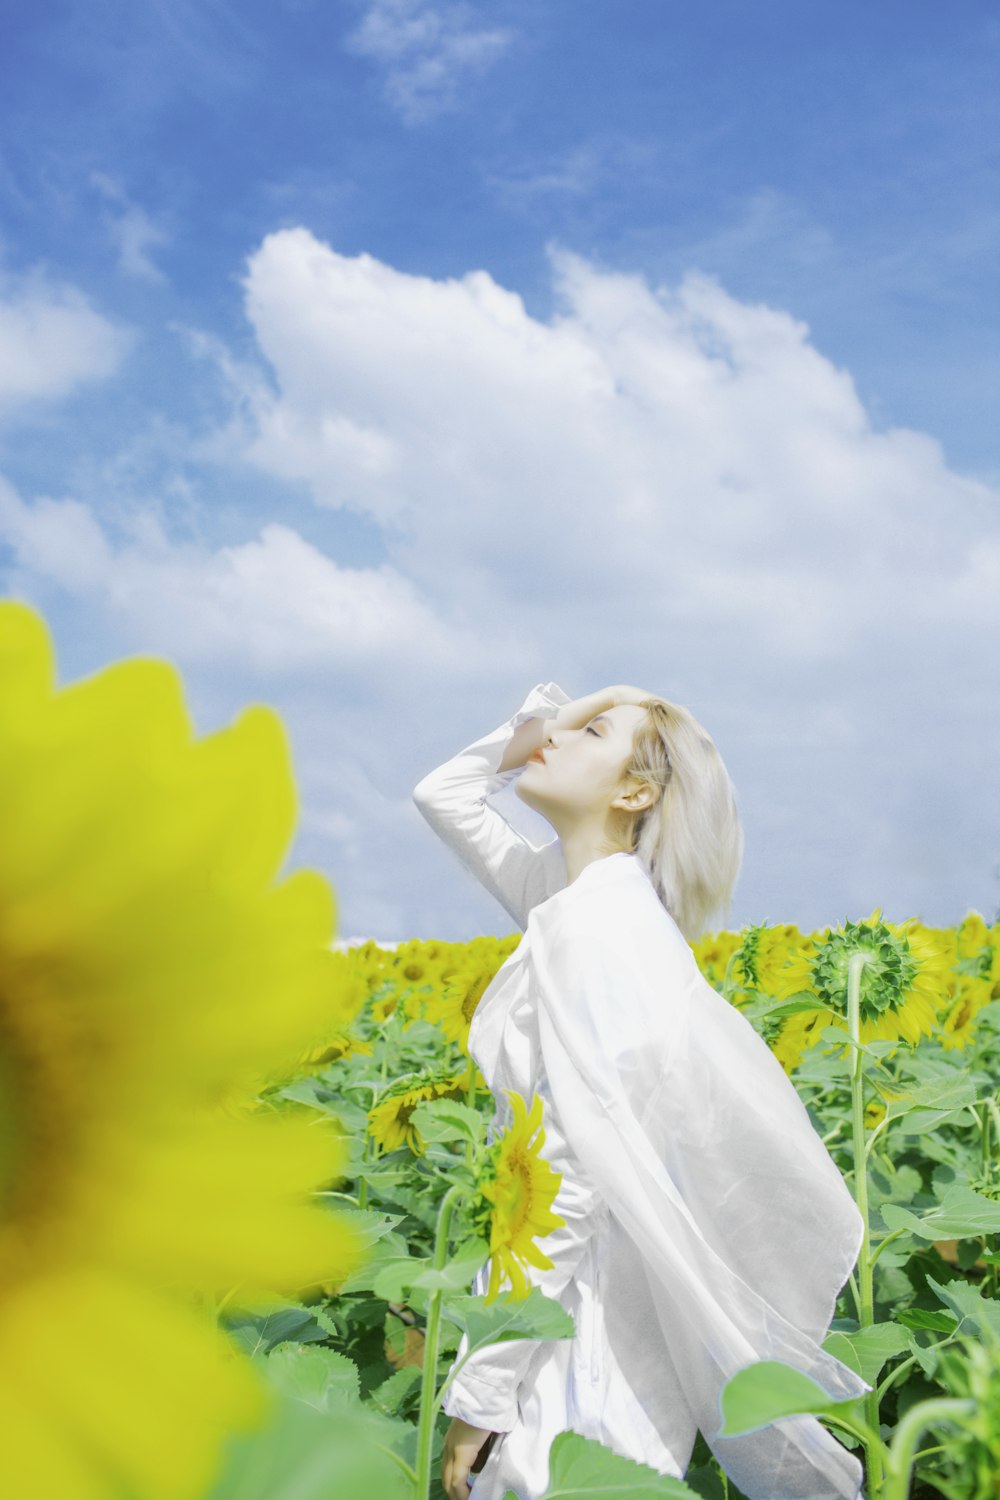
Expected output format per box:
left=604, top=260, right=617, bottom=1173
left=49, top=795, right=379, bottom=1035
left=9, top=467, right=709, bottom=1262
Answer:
left=1, top=0, right=997, bottom=941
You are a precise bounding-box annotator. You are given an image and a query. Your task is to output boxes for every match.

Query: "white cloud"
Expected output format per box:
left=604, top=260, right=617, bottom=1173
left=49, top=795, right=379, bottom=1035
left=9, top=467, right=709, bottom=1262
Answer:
left=91, top=172, right=169, bottom=284
left=485, top=134, right=664, bottom=210
left=0, top=271, right=128, bottom=412
left=0, top=477, right=470, bottom=676
left=344, top=0, right=513, bottom=125
left=236, top=227, right=999, bottom=662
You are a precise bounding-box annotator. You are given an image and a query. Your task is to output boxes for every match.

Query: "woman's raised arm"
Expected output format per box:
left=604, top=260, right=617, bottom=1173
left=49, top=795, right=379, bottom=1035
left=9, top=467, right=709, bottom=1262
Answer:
left=411, top=682, right=574, bottom=929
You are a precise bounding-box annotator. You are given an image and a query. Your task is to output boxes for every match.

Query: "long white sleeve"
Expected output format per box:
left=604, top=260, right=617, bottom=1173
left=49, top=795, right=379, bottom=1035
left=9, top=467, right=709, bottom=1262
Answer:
left=440, top=1069, right=608, bottom=1432
left=412, top=682, right=570, bottom=931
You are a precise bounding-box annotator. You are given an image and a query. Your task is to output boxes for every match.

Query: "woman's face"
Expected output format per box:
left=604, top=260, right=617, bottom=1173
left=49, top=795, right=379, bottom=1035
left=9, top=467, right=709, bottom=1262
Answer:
left=515, top=703, right=650, bottom=830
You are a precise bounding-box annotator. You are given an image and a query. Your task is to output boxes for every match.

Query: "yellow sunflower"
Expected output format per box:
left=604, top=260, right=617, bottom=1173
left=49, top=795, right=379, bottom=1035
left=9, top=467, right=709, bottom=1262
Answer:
left=423, top=936, right=515, bottom=1050
left=725, top=920, right=800, bottom=1009
left=0, top=602, right=363, bottom=1500
left=367, top=1071, right=470, bottom=1155
left=298, top=1028, right=375, bottom=1068
left=770, top=1002, right=832, bottom=1075
left=475, top=1090, right=566, bottom=1303
left=690, top=928, right=741, bottom=989
left=369, top=939, right=453, bottom=1028
left=939, top=973, right=994, bottom=1051
left=794, top=908, right=953, bottom=1049
left=422, top=968, right=492, bottom=1049
left=957, top=910, right=991, bottom=962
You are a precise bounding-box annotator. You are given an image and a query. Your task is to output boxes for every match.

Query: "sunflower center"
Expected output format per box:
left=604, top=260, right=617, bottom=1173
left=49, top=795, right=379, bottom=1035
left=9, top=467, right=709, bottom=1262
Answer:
left=505, top=1153, right=531, bottom=1233
left=462, top=974, right=490, bottom=1024
left=0, top=975, right=93, bottom=1279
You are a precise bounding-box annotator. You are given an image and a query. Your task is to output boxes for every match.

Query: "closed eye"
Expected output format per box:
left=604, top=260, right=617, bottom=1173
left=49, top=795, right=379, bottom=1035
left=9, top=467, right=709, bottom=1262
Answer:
left=586, top=726, right=599, bottom=735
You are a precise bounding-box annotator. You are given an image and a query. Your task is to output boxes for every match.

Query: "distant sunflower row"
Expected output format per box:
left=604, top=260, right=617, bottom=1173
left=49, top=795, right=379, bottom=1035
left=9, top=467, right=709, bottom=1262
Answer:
left=278, top=905, right=999, bottom=1160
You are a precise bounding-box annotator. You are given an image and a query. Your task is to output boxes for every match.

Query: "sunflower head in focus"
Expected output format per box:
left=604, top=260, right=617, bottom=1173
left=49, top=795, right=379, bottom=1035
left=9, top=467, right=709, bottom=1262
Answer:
left=0, top=601, right=364, bottom=1500
left=801, top=909, right=953, bottom=1048
left=471, top=1089, right=566, bottom=1303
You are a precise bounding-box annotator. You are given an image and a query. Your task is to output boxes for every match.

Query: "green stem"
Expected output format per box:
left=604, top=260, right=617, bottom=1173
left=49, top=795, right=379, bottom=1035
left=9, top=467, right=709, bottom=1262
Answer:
left=464, top=1055, right=477, bottom=1170
left=358, top=1127, right=373, bottom=1211
left=847, top=950, right=884, bottom=1500
left=868, top=1227, right=908, bottom=1271
left=983, top=1096, right=1000, bottom=1175
left=881, top=1398, right=976, bottom=1500
left=413, top=1182, right=465, bottom=1500
left=875, top=1352, right=917, bottom=1404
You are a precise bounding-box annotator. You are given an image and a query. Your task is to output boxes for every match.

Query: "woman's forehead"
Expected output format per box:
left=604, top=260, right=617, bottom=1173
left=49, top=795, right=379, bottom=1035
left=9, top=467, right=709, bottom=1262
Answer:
left=598, top=704, right=648, bottom=734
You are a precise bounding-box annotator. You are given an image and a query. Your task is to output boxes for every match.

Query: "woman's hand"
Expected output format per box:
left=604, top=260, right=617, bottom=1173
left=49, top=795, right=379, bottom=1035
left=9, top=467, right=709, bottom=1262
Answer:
left=442, top=1417, right=496, bottom=1499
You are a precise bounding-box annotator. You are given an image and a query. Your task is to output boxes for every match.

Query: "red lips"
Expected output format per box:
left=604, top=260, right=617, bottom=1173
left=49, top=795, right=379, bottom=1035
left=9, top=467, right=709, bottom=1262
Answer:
left=528, top=749, right=546, bottom=764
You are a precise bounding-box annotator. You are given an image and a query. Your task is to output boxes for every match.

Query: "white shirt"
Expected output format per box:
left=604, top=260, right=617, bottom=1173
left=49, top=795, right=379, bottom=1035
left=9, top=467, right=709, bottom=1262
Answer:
left=412, top=683, right=870, bottom=1500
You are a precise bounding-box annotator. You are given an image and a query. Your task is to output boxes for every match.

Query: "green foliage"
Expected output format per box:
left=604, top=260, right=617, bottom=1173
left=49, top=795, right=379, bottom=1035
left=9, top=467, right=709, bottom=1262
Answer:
left=718, top=1361, right=865, bottom=1437
left=440, top=1285, right=576, bottom=1357
left=506, top=1429, right=703, bottom=1498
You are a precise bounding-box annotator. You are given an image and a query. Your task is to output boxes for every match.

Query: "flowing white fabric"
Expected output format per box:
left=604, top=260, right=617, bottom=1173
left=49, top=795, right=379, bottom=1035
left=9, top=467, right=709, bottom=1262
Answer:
left=412, top=683, right=870, bottom=1500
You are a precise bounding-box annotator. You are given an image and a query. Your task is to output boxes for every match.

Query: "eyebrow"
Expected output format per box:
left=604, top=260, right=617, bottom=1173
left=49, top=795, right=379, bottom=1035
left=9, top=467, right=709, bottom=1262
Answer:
left=589, top=715, right=610, bottom=729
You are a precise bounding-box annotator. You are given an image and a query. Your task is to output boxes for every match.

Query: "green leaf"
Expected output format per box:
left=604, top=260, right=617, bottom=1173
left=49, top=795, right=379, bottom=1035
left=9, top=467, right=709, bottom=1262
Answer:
left=265, top=1344, right=361, bottom=1412
left=223, top=1304, right=331, bottom=1357
left=365, top=1364, right=423, bottom=1417
left=205, top=1391, right=413, bottom=1500
left=516, top=1429, right=702, bottom=1498
left=895, top=1307, right=958, bottom=1334
left=440, top=1286, right=576, bottom=1356
left=330, top=1206, right=407, bottom=1249
left=817, top=1027, right=901, bottom=1061
left=883, top=1074, right=978, bottom=1133
left=717, top=1360, right=864, bottom=1438
left=409, top=1097, right=484, bottom=1145
left=744, top=995, right=839, bottom=1022
left=880, top=1184, right=1000, bottom=1240
left=902, top=1328, right=942, bottom=1379
left=821, top=1321, right=910, bottom=1384
left=335, top=1232, right=413, bottom=1297
left=338, top=1236, right=485, bottom=1302
left=927, top=1275, right=1000, bottom=1341
left=411, top=1239, right=488, bottom=1294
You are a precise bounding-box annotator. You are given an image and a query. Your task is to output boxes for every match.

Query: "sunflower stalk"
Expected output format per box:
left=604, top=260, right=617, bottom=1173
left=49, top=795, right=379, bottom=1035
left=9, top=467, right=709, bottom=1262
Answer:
left=880, top=1398, right=977, bottom=1500
left=847, top=948, right=884, bottom=1500
left=413, top=1181, right=466, bottom=1500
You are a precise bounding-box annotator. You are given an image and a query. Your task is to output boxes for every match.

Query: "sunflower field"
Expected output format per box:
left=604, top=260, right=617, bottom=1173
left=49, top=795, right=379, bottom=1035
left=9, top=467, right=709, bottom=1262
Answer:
left=2, top=599, right=998, bottom=1500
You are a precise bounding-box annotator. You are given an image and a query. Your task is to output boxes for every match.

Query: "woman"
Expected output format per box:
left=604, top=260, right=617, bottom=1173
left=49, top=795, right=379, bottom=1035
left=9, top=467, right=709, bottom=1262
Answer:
left=412, top=682, right=870, bottom=1500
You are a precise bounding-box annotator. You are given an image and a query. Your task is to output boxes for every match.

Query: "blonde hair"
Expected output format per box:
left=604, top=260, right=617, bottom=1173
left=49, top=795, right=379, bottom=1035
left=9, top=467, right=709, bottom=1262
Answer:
left=620, top=698, right=744, bottom=943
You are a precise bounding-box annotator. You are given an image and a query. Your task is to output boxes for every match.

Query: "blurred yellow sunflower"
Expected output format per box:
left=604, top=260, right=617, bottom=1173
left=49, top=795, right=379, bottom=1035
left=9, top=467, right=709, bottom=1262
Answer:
left=297, top=1028, right=374, bottom=1069
left=475, top=1090, right=566, bottom=1303
left=423, top=935, right=516, bottom=1050
left=690, top=928, right=741, bottom=989
left=367, top=1070, right=470, bottom=1155
left=0, top=602, right=363, bottom=1500
left=957, top=910, right=991, bottom=962
left=939, top=973, right=994, bottom=1051
left=363, top=939, right=440, bottom=1028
